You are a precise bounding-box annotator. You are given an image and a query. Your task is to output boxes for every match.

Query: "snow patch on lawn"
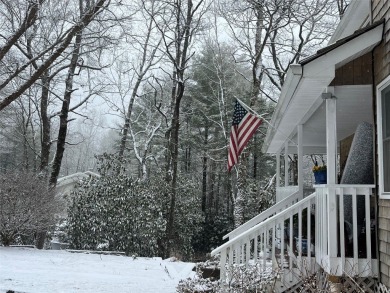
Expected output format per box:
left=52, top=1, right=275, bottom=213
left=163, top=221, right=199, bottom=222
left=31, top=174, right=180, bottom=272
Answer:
left=0, top=247, right=195, bottom=293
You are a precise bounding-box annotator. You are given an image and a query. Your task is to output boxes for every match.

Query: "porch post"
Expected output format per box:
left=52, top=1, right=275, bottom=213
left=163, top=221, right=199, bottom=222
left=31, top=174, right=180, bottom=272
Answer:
left=323, top=91, right=338, bottom=259
left=323, top=92, right=337, bottom=184
left=284, top=142, right=289, bottom=187
left=297, top=124, right=304, bottom=199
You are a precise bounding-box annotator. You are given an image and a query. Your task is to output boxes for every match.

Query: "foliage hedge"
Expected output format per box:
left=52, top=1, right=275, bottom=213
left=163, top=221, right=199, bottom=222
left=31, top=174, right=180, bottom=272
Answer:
left=67, top=154, right=203, bottom=259
left=67, top=154, right=166, bottom=256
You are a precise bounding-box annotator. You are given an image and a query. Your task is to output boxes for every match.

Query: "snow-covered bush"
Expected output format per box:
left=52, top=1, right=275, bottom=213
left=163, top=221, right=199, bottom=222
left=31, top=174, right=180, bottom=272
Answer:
left=66, top=154, right=166, bottom=256
left=177, top=257, right=221, bottom=292
left=222, top=263, right=278, bottom=292
left=0, top=171, right=57, bottom=246
left=67, top=153, right=204, bottom=259
left=177, top=258, right=279, bottom=293
left=177, top=276, right=220, bottom=293
left=172, top=179, right=204, bottom=260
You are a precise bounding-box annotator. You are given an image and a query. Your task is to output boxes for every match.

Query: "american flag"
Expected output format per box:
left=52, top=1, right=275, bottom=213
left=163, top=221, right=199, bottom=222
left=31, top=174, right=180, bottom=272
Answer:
left=228, top=100, right=262, bottom=172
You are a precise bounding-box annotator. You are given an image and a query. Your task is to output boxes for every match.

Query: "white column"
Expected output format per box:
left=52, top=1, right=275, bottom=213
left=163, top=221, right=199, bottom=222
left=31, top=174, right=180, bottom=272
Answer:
left=284, top=142, right=289, bottom=187
left=297, top=124, right=304, bottom=199
left=323, top=91, right=338, bottom=258
left=324, top=92, right=337, bottom=184
left=276, top=152, right=280, bottom=188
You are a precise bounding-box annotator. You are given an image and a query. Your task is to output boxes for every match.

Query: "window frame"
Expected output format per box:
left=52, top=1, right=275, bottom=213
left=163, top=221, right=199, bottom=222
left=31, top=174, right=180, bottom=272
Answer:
left=377, top=75, right=390, bottom=199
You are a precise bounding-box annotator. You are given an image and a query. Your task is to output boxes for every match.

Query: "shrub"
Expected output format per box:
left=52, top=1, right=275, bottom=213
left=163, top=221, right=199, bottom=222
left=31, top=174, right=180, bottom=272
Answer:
left=0, top=171, right=57, bottom=246
left=177, top=257, right=278, bottom=293
left=66, top=154, right=166, bottom=256
left=172, top=179, right=204, bottom=260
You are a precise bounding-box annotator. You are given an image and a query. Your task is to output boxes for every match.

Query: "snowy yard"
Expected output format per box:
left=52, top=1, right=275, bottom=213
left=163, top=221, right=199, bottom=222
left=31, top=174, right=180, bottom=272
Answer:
left=0, top=247, right=195, bottom=293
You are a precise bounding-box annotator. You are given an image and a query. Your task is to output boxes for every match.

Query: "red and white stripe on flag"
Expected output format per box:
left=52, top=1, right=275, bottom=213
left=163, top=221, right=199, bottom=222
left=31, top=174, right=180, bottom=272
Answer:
left=228, top=101, right=262, bottom=172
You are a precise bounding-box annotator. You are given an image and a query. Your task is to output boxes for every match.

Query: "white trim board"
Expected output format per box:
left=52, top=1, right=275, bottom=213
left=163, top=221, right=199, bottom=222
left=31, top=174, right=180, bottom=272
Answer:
left=376, top=76, right=390, bottom=199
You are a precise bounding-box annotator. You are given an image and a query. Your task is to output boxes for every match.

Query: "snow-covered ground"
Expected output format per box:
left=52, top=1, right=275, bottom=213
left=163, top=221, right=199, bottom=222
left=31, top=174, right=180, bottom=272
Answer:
left=0, top=247, right=195, bottom=293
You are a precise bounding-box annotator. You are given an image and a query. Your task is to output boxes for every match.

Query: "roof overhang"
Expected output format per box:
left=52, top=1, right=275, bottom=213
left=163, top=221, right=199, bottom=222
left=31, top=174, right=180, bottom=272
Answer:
left=262, top=22, right=384, bottom=154
left=328, top=1, right=370, bottom=44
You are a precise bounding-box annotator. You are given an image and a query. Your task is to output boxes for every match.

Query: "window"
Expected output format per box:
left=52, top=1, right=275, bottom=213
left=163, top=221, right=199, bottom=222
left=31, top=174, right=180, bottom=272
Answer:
left=377, top=77, right=390, bottom=198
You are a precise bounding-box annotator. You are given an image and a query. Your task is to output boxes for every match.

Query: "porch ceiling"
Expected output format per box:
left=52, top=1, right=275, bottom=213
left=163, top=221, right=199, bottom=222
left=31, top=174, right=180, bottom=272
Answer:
left=262, top=22, right=383, bottom=154
left=287, top=85, right=373, bottom=154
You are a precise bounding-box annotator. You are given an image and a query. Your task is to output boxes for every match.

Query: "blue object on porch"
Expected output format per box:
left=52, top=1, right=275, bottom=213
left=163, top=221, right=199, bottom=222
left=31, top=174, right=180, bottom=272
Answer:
left=314, top=170, right=327, bottom=184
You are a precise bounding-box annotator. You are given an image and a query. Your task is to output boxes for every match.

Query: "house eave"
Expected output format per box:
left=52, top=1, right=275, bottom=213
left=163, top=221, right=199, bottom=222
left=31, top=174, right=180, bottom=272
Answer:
left=262, top=64, right=302, bottom=153
left=262, top=22, right=384, bottom=154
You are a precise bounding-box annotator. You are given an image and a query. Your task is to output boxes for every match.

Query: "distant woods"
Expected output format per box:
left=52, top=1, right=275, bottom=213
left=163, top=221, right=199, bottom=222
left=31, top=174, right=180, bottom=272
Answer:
left=0, top=0, right=346, bottom=257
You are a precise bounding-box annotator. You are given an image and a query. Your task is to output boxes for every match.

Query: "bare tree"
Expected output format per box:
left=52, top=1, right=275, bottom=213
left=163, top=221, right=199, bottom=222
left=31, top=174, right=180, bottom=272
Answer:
left=219, top=0, right=340, bottom=103
left=116, top=1, right=163, bottom=162
left=49, top=0, right=122, bottom=184
left=0, top=0, right=111, bottom=111
left=29, top=0, right=116, bottom=248
left=218, top=0, right=292, bottom=227
left=0, top=0, right=44, bottom=61
left=147, top=0, right=209, bottom=257
left=218, top=0, right=340, bottom=227
left=336, top=0, right=349, bottom=18
left=129, top=90, right=163, bottom=181
left=49, top=23, right=85, bottom=187
left=60, top=108, right=107, bottom=175
left=266, top=0, right=339, bottom=91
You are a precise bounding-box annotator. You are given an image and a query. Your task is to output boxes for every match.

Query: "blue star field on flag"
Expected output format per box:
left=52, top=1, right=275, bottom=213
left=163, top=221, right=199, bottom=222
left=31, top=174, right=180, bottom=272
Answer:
left=232, top=100, right=248, bottom=126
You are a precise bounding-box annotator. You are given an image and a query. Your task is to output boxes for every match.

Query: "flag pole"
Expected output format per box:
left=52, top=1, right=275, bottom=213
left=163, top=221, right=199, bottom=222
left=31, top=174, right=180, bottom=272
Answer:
left=235, top=97, right=298, bottom=146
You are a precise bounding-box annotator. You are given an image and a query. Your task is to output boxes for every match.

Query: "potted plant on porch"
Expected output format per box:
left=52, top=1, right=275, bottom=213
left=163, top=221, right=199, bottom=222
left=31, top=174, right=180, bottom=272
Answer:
left=312, top=156, right=327, bottom=184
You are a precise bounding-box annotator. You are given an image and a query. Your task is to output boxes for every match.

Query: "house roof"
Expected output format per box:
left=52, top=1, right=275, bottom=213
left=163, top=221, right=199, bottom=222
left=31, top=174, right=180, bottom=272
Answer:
left=262, top=21, right=384, bottom=154
left=300, top=20, right=385, bottom=66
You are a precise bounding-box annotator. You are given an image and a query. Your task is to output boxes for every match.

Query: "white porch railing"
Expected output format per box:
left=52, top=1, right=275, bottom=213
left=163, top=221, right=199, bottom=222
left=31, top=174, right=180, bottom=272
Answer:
left=223, top=189, right=300, bottom=241
left=315, top=185, right=377, bottom=277
left=276, top=186, right=299, bottom=203
left=212, top=192, right=317, bottom=288
left=212, top=184, right=378, bottom=290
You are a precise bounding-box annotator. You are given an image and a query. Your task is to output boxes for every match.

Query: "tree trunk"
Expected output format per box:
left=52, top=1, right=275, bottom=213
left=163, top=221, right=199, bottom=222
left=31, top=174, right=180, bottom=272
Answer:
left=37, top=25, right=83, bottom=250
left=201, top=124, right=208, bottom=213
left=292, top=155, right=298, bottom=186
left=162, top=0, right=201, bottom=258
left=253, top=134, right=258, bottom=178
left=165, top=82, right=184, bottom=257
left=118, top=17, right=157, bottom=163
left=234, top=167, right=246, bottom=228
left=117, top=78, right=140, bottom=162
left=49, top=30, right=83, bottom=188
left=208, top=159, right=215, bottom=217
left=40, top=71, right=51, bottom=175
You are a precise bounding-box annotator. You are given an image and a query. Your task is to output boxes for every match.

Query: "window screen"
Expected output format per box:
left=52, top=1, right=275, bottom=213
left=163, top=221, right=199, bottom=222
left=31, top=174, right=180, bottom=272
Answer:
left=382, top=88, right=390, bottom=192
